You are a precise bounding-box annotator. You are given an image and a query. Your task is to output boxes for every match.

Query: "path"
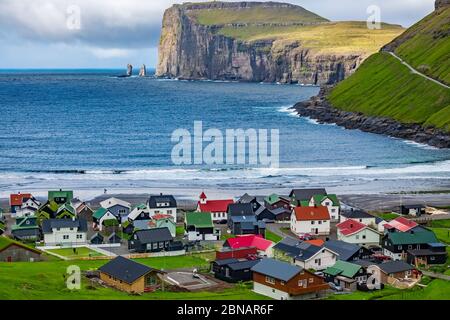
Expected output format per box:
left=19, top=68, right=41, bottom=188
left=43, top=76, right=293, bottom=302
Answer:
left=387, top=51, right=450, bottom=89
left=421, top=271, right=450, bottom=281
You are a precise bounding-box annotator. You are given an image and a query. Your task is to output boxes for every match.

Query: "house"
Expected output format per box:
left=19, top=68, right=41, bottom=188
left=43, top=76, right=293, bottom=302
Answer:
left=71, top=198, right=94, bottom=222
left=273, top=238, right=338, bottom=270
left=184, top=212, right=220, bottom=241
left=228, top=215, right=266, bottom=236
left=336, top=219, right=381, bottom=247
left=149, top=214, right=176, bottom=238
left=382, top=229, right=441, bottom=261
left=9, top=193, right=32, bottom=214
left=224, top=235, right=274, bottom=257
left=128, top=228, right=176, bottom=253
left=255, top=206, right=290, bottom=222
left=147, top=194, right=177, bottom=221
left=324, top=240, right=374, bottom=262
left=383, top=216, right=421, bottom=234
left=251, top=258, right=329, bottom=300
left=42, top=218, right=88, bottom=246
left=35, top=200, right=60, bottom=223
left=407, top=242, right=448, bottom=266
left=100, top=197, right=131, bottom=223
left=196, top=192, right=233, bottom=223
left=236, top=193, right=261, bottom=212
left=264, top=194, right=290, bottom=211
left=290, top=206, right=330, bottom=236
left=309, top=194, right=340, bottom=221
left=48, top=189, right=73, bottom=205
left=11, top=216, right=41, bottom=241
left=367, top=261, right=420, bottom=287
left=340, top=209, right=376, bottom=227
left=98, top=256, right=164, bottom=294
left=54, top=203, right=77, bottom=219
left=398, top=204, right=426, bottom=217
left=90, top=233, right=104, bottom=245
left=289, top=188, right=327, bottom=207
left=211, top=258, right=261, bottom=283
left=93, top=207, right=119, bottom=231
left=0, top=236, right=43, bottom=262
left=216, top=246, right=258, bottom=261
left=108, top=232, right=122, bottom=244
left=324, top=260, right=368, bottom=291
left=128, top=204, right=152, bottom=229
left=14, top=197, right=41, bottom=218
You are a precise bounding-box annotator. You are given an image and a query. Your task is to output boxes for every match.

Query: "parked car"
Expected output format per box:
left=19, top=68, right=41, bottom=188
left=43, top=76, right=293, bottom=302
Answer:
left=328, top=282, right=343, bottom=292
left=299, top=233, right=315, bottom=241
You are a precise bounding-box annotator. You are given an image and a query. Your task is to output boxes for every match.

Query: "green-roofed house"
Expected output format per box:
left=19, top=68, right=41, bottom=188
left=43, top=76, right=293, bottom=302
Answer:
left=184, top=212, right=220, bottom=241
left=93, top=207, right=118, bottom=231
left=309, top=194, right=341, bottom=221
left=48, top=189, right=74, bottom=205
left=324, top=260, right=367, bottom=291
left=35, top=200, right=60, bottom=224
left=55, top=203, right=76, bottom=219
left=11, top=216, right=40, bottom=241
left=0, top=236, right=43, bottom=262
left=264, top=194, right=290, bottom=211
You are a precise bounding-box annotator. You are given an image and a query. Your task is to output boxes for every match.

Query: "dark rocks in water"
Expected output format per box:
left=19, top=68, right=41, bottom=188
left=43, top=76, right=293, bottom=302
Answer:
left=292, top=87, right=450, bottom=149
left=126, top=64, right=133, bottom=76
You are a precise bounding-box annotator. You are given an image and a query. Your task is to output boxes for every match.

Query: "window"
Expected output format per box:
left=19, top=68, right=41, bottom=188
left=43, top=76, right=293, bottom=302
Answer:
left=119, top=209, right=126, bottom=215
left=311, top=221, right=315, bottom=225
left=318, top=221, right=322, bottom=225
left=159, top=242, right=164, bottom=249
left=309, top=278, right=314, bottom=283
left=265, top=276, right=275, bottom=284
left=398, top=245, right=402, bottom=250
left=167, top=210, right=172, bottom=214
left=362, top=235, right=366, bottom=239
left=331, top=209, right=336, bottom=213
left=408, top=245, right=413, bottom=250
left=63, top=235, right=69, bottom=240
left=280, top=281, right=285, bottom=286
left=356, top=235, right=359, bottom=239
left=77, top=234, right=83, bottom=239
left=298, top=279, right=307, bottom=288
left=430, top=256, right=436, bottom=261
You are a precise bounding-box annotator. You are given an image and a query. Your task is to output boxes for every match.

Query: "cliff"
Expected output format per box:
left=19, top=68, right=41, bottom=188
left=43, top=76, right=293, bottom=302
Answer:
left=156, top=1, right=403, bottom=84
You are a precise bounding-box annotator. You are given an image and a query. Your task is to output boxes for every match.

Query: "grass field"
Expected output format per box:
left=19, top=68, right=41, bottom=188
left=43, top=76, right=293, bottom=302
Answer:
left=46, top=247, right=105, bottom=259
left=429, top=228, right=450, bottom=244
left=375, top=212, right=400, bottom=221
left=431, top=219, right=450, bottom=228
left=265, top=229, right=282, bottom=243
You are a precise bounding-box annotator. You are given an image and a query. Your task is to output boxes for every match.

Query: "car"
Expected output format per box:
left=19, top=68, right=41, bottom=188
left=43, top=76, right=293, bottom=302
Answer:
left=328, top=282, right=343, bottom=292
left=299, top=233, right=315, bottom=241
left=314, top=272, right=324, bottom=277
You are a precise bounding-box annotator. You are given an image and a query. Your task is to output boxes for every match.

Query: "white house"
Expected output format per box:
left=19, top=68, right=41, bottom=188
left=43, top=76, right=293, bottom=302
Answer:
left=291, top=206, right=331, bottom=236
left=14, top=197, right=41, bottom=218
left=340, top=209, right=377, bottom=227
left=196, top=192, right=234, bottom=223
left=148, top=194, right=177, bottom=221
left=42, top=218, right=88, bottom=246
left=100, top=197, right=131, bottom=223
left=336, top=219, right=381, bottom=247
left=93, top=207, right=118, bottom=231
left=309, top=194, right=340, bottom=221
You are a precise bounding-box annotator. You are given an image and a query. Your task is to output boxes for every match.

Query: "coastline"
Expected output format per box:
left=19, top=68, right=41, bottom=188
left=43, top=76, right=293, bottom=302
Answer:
left=291, top=87, right=450, bottom=149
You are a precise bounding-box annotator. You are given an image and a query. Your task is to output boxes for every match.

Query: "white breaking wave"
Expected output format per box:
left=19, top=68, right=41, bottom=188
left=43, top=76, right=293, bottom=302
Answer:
left=278, top=106, right=299, bottom=118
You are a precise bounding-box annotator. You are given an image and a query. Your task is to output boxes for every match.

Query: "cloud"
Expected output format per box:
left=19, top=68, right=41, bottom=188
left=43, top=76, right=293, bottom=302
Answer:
left=88, top=48, right=133, bottom=59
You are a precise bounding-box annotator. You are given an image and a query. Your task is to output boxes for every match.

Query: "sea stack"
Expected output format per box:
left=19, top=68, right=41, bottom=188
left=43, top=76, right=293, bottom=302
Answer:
left=139, top=64, right=147, bottom=77
left=126, top=64, right=133, bottom=77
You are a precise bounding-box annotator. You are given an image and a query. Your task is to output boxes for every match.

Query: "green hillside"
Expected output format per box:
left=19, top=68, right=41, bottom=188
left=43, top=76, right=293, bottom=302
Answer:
left=328, top=6, right=450, bottom=133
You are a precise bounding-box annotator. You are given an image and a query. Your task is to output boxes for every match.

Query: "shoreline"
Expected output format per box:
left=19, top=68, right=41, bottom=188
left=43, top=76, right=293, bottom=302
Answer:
left=291, top=87, right=450, bottom=149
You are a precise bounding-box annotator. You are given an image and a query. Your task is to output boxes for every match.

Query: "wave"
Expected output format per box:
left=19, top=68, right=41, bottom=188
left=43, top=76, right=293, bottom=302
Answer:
left=278, top=105, right=299, bottom=118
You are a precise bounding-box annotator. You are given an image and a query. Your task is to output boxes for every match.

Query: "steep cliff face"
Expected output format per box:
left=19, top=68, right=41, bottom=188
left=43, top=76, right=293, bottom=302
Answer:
left=156, top=2, right=402, bottom=84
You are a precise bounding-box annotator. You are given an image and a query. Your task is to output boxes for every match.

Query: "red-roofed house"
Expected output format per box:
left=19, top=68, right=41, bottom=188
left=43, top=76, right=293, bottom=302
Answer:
left=290, top=206, right=331, bottom=236
left=337, top=219, right=381, bottom=247
left=383, top=217, right=418, bottom=233
left=196, top=192, right=234, bottom=223
left=224, top=235, right=274, bottom=257
left=9, top=193, right=32, bottom=214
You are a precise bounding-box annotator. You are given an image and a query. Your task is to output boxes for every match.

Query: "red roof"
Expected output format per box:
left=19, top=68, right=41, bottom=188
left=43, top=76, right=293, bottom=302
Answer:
left=152, top=214, right=173, bottom=220
left=226, top=235, right=273, bottom=251
left=337, top=219, right=366, bottom=236
left=384, top=217, right=418, bottom=232
left=198, top=199, right=234, bottom=213
left=293, top=206, right=330, bottom=221
left=9, top=193, right=32, bottom=206
left=199, top=192, right=207, bottom=199
left=305, top=239, right=325, bottom=247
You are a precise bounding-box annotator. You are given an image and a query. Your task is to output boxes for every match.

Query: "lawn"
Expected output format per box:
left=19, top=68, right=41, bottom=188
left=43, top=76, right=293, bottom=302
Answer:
left=375, top=212, right=400, bottom=221
left=431, top=219, right=450, bottom=229
left=265, top=229, right=282, bottom=243
left=176, top=225, right=185, bottom=237
left=429, top=228, right=450, bottom=244
left=0, top=252, right=268, bottom=300
left=46, top=247, right=106, bottom=259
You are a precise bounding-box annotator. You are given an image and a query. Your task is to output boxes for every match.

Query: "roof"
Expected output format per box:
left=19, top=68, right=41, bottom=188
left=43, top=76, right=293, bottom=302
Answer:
left=336, top=219, right=368, bottom=236
left=324, top=260, right=362, bottom=278
left=185, top=212, right=213, bottom=228
left=377, top=261, right=415, bottom=274
left=313, top=194, right=340, bottom=207
left=41, top=219, right=88, bottom=234
left=148, top=194, right=177, bottom=208
left=324, top=240, right=361, bottom=261
left=264, top=194, right=289, bottom=205
left=341, top=209, right=374, bottom=219
left=134, top=227, right=173, bottom=243
left=100, top=197, right=131, bottom=209
left=228, top=259, right=261, bottom=271
left=386, top=230, right=438, bottom=245
left=383, top=217, right=418, bottom=232
left=48, top=190, right=73, bottom=201
left=128, top=205, right=150, bottom=220
left=0, top=236, right=42, bottom=254
left=199, top=192, right=207, bottom=199
left=198, top=199, right=234, bottom=213
left=270, top=207, right=291, bottom=216
left=305, top=239, right=325, bottom=247
left=98, top=256, right=157, bottom=284
left=401, top=204, right=426, bottom=209
left=289, top=189, right=327, bottom=201
left=93, top=207, right=109, bottom=220
left=90, top=233, right=104, bottom=241
left=237, top=193, right=256, bottom=203
left=9, top=193, right=32, bottom=206
left=226, top=235, right=273, bottom=251
left=251, top=258, right=302, bottom=282
left=293, top=206, right=330, bottom=221
left=229, top=215, right=257, bottom=223
left=407, top=249, right=448, bottom=256
left=228, top=203, right=254, bottom=216
left=273, top=238, right=324, bottom=261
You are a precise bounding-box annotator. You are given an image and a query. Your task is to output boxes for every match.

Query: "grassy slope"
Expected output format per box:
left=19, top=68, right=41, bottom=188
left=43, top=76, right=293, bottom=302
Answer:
left=393, top=6, right=450, bottom=85
left=328, top=8, right=450, bottom=132
left=328, top=52, right=450, bottom=132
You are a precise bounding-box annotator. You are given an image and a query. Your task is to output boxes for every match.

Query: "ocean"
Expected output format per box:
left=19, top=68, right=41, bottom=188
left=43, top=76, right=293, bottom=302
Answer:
left=1, top=69, right=450, bottom=199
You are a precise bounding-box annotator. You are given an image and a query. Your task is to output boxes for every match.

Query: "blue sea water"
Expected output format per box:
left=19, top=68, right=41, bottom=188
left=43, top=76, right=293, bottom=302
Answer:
left=0, top=70, right=449, bottom=196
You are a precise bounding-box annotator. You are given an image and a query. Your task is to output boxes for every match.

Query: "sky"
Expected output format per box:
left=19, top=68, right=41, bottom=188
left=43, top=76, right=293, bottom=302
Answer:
left=0, top=0, right=437, bottom=69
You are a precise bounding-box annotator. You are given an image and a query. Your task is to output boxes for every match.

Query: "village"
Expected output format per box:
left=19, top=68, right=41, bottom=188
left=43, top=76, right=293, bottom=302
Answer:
left=0, top=188, right=449, bottom=300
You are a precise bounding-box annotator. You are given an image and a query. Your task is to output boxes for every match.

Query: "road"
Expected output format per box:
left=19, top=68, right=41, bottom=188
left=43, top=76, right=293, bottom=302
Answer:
left=387, top=51, right=450, bottom=89
left=421, top=271, right=450, bottom=281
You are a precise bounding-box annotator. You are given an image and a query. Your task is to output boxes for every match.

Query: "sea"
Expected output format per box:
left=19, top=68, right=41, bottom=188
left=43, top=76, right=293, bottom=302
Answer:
left=1, top=69, right=450, bottom=199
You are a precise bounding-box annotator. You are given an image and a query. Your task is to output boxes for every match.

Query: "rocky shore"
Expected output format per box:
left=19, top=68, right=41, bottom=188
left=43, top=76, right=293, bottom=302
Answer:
left=292, top=87, right=450, bottom=149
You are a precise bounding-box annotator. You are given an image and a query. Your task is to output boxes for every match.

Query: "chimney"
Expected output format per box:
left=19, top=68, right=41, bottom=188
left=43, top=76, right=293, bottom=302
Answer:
left=350, top=223, right=354, bottom=228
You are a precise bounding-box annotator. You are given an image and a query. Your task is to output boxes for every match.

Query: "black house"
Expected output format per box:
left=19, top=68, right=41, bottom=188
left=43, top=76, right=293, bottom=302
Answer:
left=211, top=258, right=261, bottom=283
left=399, top=205, right=426, bottom=217
left=90, top=233, right=104, bottom=245
left=128, top=227, right=174, bottom=253
left=255, top=206, right=291, bottom=222
left=407, top=242, right=448, bottom=266
left=324, top=240, right=374, bottom=262
left=289, top=188, right=327, bottom=206
left=236, top=194, right=261, bottom=212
